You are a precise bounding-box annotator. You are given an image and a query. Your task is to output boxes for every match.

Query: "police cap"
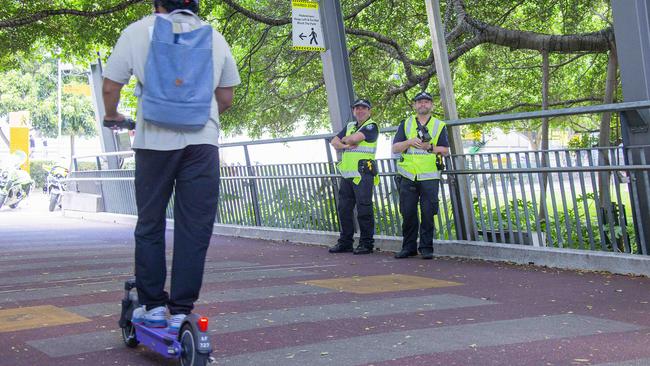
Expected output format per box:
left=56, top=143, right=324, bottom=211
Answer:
left=351, top=98, right=372, bottom=109
left=413, top=91, right=433, bottom=102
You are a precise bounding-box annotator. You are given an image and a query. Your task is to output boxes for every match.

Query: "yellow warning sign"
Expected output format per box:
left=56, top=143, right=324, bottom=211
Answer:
left=63, top=84, right=92, bottom=97
left=292, top=1, right=318, bottom=9
left=304, top=274, right=462, bottom=294
left=0, top=305, right=90, bottom=333
left=9, top=126, right=30, bottom=173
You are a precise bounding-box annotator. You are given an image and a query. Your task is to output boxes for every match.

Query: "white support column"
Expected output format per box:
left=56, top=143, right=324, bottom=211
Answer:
left=425, top=0, right=475, bottom=240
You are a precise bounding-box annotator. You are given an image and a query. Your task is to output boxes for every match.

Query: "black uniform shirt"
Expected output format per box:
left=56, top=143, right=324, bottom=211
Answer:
left=336, top=120, right=379, bottom=143
left=392, top=117, right=449, bottom=147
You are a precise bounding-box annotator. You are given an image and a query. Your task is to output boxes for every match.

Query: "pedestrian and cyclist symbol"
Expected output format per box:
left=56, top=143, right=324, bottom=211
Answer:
left=298, top=28, right=319, bottom=45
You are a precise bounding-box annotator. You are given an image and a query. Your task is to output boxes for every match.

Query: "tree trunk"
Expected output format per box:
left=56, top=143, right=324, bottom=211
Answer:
left=522, top=131, right=538, bottom=150
left=597, top=47, right=618, bottom=210
left=538, top=51, right=550, bottom=229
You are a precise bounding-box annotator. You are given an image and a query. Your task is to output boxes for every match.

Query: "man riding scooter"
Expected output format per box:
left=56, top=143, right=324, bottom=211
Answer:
left=102, top=0, right=240, bottom=333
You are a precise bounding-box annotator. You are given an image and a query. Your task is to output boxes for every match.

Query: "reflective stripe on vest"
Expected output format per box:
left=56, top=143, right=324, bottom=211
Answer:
left=405, top=148, right=430, bottom=155
left=396, top=165, right=415, bottom=180
left=341, top=170, right=361, bottom=178
left=347, top=146, right=377, bottom=154
left=338, top=119, right=378, bottom=180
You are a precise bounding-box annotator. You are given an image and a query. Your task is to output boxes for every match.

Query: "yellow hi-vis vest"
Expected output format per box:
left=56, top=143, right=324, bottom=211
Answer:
left=337, top=119, right=378, bottom=184
left=397, top=115, right=446, bottom=181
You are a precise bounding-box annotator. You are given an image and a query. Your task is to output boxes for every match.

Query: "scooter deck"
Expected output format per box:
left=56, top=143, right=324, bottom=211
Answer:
left=133, top=322, right=182, bottom=359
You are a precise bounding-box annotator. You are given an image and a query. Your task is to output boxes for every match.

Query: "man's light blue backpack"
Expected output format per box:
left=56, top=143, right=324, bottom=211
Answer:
left=141, top=10, right=214, bottom=131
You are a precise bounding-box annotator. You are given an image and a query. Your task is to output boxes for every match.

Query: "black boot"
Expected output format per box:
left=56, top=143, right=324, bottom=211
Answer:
left=353, top=246, right=373, bottom=255
left=329, top=243, right=353, bottom=253
left=420, top=248, right=434, bottom=260
left=394, top=249, right=417, bottom=259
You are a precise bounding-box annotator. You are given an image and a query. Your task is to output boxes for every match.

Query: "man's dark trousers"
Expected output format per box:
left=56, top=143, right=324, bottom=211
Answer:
left=337, top=174, right=375, bottom=249
left=134, top=144, right=220, bottom=315
left=398, top=177, right=440, bottom=254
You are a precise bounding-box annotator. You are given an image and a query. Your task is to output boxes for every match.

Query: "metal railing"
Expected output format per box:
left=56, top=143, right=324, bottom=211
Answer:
left=68, top=101, right=650, bottom=255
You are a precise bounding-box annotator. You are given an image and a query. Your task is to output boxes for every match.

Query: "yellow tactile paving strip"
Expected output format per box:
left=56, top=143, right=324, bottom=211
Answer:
left=0, top=305, right=90, bottom=333
left=304, top=274, right=462, bottom=294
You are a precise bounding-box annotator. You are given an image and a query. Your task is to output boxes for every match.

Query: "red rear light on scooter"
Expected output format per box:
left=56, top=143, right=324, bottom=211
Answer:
left=198, top=317, right=209, bottom=332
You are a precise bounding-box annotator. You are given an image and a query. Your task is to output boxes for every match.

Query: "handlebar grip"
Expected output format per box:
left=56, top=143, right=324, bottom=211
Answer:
left=103, top=118, right=136, bottom=130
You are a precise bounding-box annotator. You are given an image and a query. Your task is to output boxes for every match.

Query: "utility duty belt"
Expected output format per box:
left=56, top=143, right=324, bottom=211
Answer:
left=358, top=159, right=378, bottom=176
left=436, top=153, right=445, bottom=171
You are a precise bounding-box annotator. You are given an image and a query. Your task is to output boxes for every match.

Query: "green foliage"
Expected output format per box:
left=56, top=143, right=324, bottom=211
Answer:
left=60, top=93, right=96, bottom=137
left=0, top=57, right=96, bottom=139
left=29, top=160, right=56, bottom=188
left=0, top=0, right=615, bottom=141
left=472, top=192, right=637, bottom=253
left=567, top=133, right=599, bottom=149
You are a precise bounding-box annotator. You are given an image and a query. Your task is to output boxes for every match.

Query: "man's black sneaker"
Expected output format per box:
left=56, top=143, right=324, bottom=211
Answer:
left=420, top=252, right=434, bottom=260
left=353, top=246, right=373, bottom=255
left=394, top=249, right=418, bottom=259
left=329, top=244, right=353, bottom=253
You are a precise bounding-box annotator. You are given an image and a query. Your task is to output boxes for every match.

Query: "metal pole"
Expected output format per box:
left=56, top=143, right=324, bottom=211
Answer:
left=319, top=0, right=355, bottom=133
left=88, top=61, right=120, bottom=169
left=424, top=0, right=475, bottom=240
left=57, top=58, right=63, bottom=139
left=612, top=1, right=650, bottom=254
left=244, top=145, right=262, bottom=226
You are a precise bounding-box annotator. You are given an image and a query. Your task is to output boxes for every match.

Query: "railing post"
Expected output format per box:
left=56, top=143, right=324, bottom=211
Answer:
left=244, top=145, right=262, bottom=227
left=325, top=138, right=340, bottom=229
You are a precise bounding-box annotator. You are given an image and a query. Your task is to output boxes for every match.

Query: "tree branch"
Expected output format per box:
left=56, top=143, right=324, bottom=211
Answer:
left=344, top=0, right=381, bottom=20
left=466, top=17, right=613, bottom=52
left=221, top=0, right=290, bottom=26
left=0, top=0, right=146, bottom=28
left=478, top=97, right=604, bottom=116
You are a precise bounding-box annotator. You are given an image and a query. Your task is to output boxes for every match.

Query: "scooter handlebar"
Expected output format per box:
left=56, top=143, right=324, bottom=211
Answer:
left=103, top=118, right=136, bottom=131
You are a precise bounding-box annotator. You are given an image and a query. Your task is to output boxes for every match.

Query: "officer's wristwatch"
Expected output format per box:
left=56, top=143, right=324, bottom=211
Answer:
left=427, top=146, right=434, bottom=153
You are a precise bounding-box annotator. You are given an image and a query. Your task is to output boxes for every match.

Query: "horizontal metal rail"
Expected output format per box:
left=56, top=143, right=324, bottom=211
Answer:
left=69, top=164, right=650, bottom=182
left=215, top=101, right=650, bottom=148
left=446, top=100, right=650, bottom=125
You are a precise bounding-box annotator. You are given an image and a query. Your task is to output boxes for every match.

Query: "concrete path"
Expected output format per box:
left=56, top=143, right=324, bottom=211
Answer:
left=1, top=194, right=650, bottom=365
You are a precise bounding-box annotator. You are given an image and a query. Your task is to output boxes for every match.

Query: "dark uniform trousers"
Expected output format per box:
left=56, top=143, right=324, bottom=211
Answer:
left=134, top=144, right=220, bottom=315
left=398, top=177, right=440, bottom=254
left=337, top=174, right=375, bottom=249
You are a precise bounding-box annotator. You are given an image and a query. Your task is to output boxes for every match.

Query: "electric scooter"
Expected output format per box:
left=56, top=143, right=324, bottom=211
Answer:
left=118, top=280, right=214, bottom=366
left=111, top=117, right=213, bottom=364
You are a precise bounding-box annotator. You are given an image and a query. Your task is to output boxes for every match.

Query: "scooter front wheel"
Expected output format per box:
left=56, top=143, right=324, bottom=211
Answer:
left=179, top=324, right=209, bottom=366
left=121, top=320, right=139, bottom=348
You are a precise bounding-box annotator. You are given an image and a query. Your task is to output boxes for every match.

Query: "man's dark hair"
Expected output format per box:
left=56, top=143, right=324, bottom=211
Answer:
left=153, top=0, right=199, bottom=14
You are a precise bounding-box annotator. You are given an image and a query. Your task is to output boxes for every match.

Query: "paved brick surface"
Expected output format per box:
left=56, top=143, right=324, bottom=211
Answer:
left=1, top=194, right=650, bottom=365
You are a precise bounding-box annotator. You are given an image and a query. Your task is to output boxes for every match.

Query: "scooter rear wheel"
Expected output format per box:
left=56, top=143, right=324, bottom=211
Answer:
left=179, top=324, right=208, bottom=366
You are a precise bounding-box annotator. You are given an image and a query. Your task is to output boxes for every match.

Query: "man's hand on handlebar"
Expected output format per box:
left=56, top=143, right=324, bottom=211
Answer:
left=103, top=113, right=136, bottom=131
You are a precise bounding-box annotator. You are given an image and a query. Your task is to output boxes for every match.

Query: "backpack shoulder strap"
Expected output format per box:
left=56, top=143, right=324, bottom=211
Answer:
left=168, top=9, right=203, bottom=24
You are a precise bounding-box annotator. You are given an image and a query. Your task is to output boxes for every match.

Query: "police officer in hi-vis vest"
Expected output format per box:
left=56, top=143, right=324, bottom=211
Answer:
left=329, top=98, right=379, bottom=255
left=392, top=92, right=450, bottom=259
